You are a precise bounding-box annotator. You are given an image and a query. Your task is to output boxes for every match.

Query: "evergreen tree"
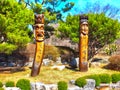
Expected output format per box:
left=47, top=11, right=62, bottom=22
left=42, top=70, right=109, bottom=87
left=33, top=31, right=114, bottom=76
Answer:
left=0, top=0, right=34, bottom=54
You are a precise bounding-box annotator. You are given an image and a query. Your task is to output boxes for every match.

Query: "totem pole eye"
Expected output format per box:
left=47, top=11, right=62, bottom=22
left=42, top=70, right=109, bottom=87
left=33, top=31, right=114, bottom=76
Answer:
left=40, top=25, right=44, bottom=30
left=35, top=25, right=39, bottom=29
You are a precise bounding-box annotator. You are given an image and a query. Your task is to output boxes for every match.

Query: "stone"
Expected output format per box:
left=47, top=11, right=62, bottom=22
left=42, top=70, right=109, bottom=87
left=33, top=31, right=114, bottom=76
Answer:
left=4, top=87, right=21, bottom=90
left=43, top=84, right=57, bottom=90
left=42, top=58, right=51, bottom=66
left=90, top=62, right=101, bottom=68
left=69, top=57, right=79, bottom=68
left=99, top=84, right=110, bottom=90
left=116, top=81, right=120, bottom=87
left=110, top=83, right=118, bottom=90
left=68, top=85, right=83, bottom=90
left=51, top=65, right=65, bottom=71
left=69, top=80, right=75, bottom=85
left=30, top=82, right=45, bottom=90
left=83, top=79, right=95, bottom=90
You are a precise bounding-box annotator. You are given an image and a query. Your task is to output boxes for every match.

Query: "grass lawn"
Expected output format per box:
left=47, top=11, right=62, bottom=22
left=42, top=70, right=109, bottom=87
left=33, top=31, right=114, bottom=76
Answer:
left=0, top=66, right=120, bottom=84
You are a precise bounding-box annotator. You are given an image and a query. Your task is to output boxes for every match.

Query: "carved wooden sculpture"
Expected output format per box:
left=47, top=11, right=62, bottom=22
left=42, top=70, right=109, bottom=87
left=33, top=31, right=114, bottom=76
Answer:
left=31, top=14, right=45, bottom=77
left=79, top=15, right=89, bottom=72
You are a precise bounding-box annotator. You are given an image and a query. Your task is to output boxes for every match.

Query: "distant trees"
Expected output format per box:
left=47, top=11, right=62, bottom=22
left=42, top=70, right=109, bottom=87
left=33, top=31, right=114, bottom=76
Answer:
left=58, top=13, right=120, bottom=58
left=0, top=0, right=34, bottom=54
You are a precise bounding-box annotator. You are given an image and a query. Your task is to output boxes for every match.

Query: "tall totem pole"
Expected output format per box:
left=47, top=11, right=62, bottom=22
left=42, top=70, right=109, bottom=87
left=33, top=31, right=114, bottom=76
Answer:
left=79, top=15, right=89, bottom=72
left=31, top=14, right=45, bottom=77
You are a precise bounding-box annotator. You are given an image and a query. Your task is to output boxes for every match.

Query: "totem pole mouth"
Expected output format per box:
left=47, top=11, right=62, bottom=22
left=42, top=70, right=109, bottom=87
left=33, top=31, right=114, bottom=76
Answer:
left=37, top=34, right=42, bottom=37
left=36, top=33, right=44, bottom=42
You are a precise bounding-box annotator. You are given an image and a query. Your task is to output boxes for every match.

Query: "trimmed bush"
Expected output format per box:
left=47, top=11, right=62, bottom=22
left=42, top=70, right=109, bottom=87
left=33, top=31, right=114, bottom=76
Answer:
left=75, top=77, right=86, bottom=87
left=86, top=74, right=101, bottom=86
left=0, top=88, right=4, bottom=90
left=111, top=73, right=120, bottom=83
left=99, top=73, right=111, bottom=83
left=0, top=82, right=3, bottom=88
left=16, top=79, right=30, bottom=90
left=58, top=81, right=68, bottom=90
left=5, top=81, right=15, bottom=87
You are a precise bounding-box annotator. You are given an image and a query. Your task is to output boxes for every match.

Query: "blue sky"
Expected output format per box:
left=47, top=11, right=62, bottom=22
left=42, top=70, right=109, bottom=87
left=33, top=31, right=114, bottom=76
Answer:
left=24, top=0, right=120, bottom=20
left=68, top=0, right=120, bottom=14
left=60, top=0, right=120, bottom=20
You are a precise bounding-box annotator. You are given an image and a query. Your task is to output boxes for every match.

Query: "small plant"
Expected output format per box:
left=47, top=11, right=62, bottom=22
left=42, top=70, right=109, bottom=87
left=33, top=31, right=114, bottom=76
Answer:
left=75, top=77, right=86, bottom=87
left=16, top=79, right=30, bottom=90
left=58, top=81, right=68, bottom=90
left=111, top=73, right=120, bottom=83
left=0, top=82, right=3, bottom=88
left=86, top=74, right=101, bottom=86
left=104, top=44, right=117, bottom=55
left=99, top=73, right=111, bottom=83
left=5, top=81, right=15, bottom=87
left=0, top=88, right=4, bottom=90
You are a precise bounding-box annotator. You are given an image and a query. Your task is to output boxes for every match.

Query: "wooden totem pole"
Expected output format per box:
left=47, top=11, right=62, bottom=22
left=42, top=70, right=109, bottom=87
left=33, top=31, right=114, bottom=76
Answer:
left=79, top=15, right=89, bottom=72
left=31, top=14, right=45, bottom=77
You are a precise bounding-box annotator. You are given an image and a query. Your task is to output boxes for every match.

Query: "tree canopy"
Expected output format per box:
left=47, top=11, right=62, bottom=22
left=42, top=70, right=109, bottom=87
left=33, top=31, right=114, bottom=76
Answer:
left=0, top=0, right=34, bottom=54
left=18, top=0, right=74, bottom=21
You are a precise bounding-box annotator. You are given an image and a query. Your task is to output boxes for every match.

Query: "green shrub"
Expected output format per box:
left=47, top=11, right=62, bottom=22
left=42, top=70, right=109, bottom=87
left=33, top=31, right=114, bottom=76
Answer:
left=5, top=81, right=15, bottom=87
left=58, top=81, right=68, bottom=90
left=111, top=73, right=120, bottom=83
left=99, top=73, right=111, bottom=83
left=16, top=79, right=30, bottom=90
left=75, top=77, right=86, bottom=87
left=0, top=82, right=3, bottom=88
left=86, top=74, right=101, bottom=86
left=104, top=44, right=118, bottom=55
left=0, top=88, right=4, bottom=90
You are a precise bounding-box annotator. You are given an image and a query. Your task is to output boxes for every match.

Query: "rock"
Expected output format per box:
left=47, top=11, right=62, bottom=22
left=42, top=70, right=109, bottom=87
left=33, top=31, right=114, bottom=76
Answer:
left=68, top=85, right=83, bottom=90
left=43, top=84, right=57, bottom=90
left=30, top=82, right=45, bottom=90
left=83, top=79, right=95, bottom=90
left=116, top=81, right=120, bottom=87
left=90, top=62, right=101, bottom=68
left=69, top=80, right=75, bottom=85
left=43, top=59, right=53, bottom=66
left=69, top=57, right=79, bottom=68
left=51, top=65, right=65, bottom=71
left=110, top=83, right=118, bottom=89
left=4, top=87, right=21, bottom=90
left=31, top=83, right=57, bottom=90
left=99, top=84, right=110, bottom=90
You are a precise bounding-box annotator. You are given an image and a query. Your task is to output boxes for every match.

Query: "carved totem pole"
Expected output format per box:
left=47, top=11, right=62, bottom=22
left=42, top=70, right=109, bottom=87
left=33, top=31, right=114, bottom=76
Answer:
left=31, top=14, right=45, bottom=77
left=79, top=15, right=89, bottom=72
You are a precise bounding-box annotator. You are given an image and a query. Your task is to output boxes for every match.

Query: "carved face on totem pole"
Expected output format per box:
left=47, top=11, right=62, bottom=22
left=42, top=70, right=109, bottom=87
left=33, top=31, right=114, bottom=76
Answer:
left=33, top=24, right=44, bottom=41
left=81, top=22, right=88, bottom=35
left=80, top=16, right=88, bottom=35
left=34, top=14, right=44, bottom=42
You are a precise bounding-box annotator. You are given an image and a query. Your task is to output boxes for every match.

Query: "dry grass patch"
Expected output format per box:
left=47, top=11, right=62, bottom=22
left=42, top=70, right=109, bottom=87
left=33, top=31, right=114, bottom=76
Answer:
left=0, top=66, right=120, bottom=84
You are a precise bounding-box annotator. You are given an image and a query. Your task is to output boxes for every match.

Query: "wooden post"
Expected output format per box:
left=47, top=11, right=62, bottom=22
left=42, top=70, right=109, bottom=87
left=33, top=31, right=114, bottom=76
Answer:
left=79, top=15, right=89, bottom=72
left=31, top=14, right=45, bottom=77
